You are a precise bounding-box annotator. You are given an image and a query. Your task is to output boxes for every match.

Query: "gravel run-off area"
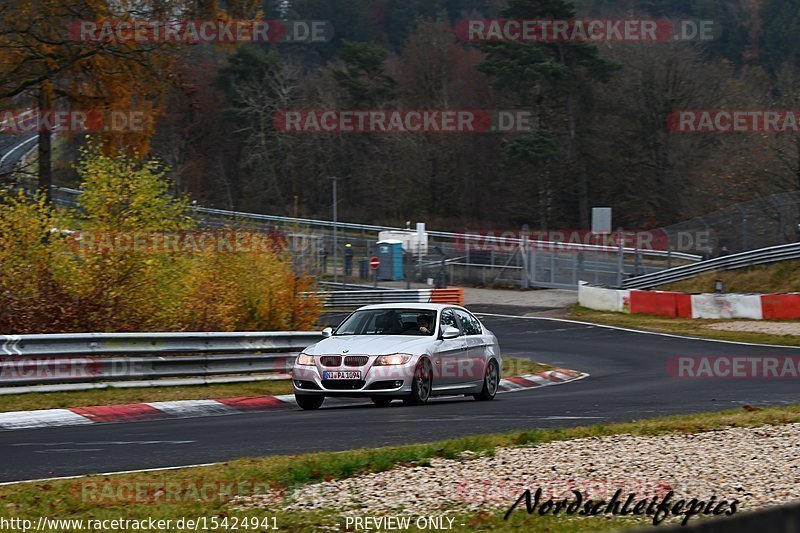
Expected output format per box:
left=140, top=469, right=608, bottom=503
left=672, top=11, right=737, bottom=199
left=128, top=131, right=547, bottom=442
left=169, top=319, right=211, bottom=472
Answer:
left=235, top=423, right=800, bottom=523
left=705, top=321, right=800, bottom=336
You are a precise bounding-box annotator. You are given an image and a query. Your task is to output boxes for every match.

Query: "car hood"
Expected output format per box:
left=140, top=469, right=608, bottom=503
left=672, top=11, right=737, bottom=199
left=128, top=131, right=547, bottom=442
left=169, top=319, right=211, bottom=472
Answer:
left=304, top=335, right=435, bottom=356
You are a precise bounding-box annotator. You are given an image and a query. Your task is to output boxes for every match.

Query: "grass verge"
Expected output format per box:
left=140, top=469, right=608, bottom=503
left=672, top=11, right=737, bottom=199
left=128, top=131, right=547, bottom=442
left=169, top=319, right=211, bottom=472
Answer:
left=0, top=358, right=552, bottom=413
left=570, top=306, right=800, bottom=346
left=662, top=259, right=800, bottom=294
left=4, top=404, right=800, bottom=532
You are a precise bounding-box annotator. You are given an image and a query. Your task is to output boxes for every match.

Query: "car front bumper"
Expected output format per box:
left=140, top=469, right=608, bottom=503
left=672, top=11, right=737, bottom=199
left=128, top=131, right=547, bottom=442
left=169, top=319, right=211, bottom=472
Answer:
left=291, top=358, right=419, bottom=397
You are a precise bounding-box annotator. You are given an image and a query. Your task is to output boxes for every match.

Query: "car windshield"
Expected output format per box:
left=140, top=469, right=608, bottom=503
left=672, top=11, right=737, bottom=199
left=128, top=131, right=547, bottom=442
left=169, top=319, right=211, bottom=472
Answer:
left=335, top=309, right=437, bottom=336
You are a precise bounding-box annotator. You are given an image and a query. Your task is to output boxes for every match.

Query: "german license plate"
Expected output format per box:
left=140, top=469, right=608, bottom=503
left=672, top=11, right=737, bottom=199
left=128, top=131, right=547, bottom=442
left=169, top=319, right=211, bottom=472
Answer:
left=323, top=371, right=362, bottom=380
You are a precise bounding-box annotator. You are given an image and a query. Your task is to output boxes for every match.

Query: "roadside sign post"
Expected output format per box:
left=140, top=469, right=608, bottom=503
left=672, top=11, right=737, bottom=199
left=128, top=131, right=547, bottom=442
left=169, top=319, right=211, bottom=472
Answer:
left=592, top=207, right=614, bottom=286
left=370, top=257, right=380, bottom=288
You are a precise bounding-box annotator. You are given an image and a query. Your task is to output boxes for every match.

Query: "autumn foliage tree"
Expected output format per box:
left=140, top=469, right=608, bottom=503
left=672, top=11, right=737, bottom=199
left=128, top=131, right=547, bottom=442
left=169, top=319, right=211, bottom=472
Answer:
left=0, top=144, right=321, bottom=333
left=0, top=0, right=187, bottom=200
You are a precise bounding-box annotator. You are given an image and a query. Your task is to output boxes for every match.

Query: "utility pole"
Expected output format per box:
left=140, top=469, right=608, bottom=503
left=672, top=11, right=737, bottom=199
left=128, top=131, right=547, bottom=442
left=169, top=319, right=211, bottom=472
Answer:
left=330, top=176, right=339, bottom=284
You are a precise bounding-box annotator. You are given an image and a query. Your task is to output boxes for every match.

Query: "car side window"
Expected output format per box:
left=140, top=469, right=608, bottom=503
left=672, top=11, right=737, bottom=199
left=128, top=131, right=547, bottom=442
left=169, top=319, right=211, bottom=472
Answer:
left=440, top=309, right=461, bottom=335
left=456, top=310, right=482, bottom=336
left=467, top=312, right=484, bottom=335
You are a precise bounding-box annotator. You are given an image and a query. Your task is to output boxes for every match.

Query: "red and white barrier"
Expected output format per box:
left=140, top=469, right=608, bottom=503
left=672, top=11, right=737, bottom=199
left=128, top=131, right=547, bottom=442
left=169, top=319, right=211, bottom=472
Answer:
left=578, top=282, right=800, bottom=320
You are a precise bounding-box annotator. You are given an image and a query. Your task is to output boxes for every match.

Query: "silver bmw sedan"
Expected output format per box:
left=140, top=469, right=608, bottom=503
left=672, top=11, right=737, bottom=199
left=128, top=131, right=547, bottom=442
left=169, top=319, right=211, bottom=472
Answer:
left=292, top=303, right=502, bottom=410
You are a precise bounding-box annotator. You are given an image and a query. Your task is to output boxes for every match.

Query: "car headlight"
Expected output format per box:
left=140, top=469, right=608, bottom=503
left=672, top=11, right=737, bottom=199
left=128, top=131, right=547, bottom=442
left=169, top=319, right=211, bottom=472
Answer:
left=374, top=354, right=412, bottom=366
left=296, top=353, right=315, bottom=366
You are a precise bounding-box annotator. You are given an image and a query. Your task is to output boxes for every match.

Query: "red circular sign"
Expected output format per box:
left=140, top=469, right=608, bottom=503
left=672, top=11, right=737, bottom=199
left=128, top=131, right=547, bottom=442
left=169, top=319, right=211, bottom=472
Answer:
left=369, top=257, right=380, bottom=269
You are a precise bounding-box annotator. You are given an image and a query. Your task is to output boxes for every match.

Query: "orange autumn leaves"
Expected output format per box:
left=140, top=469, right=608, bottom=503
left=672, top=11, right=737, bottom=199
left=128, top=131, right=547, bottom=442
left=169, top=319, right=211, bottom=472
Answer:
left=0, top=144, right=321, bottom=333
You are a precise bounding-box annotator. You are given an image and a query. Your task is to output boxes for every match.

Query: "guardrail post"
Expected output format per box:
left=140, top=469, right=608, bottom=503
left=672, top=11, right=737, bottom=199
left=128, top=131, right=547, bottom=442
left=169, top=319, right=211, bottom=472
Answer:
left=616, top=229, right=624, bottom=287
left=572, top=252, right=578, bottom=285
left=520, top=239, right=529, bottom=289
left=735, top=204, right=748, bottom=251
left=466, top=237, right=471, bottom=283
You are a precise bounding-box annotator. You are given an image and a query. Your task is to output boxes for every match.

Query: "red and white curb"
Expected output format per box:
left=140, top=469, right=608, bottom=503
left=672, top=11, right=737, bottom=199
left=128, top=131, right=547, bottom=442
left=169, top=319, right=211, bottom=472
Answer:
left=0, top=368, right=587, bottom=431
left=497, top=369, right=586, bottom=392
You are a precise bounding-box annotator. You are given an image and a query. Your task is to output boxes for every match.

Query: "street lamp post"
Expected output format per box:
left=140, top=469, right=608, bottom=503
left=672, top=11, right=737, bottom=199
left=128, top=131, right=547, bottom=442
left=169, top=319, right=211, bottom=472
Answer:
left=330, top=176, right=339, bottom=284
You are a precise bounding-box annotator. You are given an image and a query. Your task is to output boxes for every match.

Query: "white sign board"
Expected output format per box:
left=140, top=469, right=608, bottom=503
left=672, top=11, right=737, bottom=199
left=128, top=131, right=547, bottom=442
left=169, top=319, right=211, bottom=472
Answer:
left=591, top=207, right=612, bottom=234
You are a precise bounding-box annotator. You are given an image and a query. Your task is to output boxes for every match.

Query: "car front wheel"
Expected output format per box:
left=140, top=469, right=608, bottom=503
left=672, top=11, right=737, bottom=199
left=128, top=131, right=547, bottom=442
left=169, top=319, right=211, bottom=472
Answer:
left=403, top=359, right=432, bottom=406
left=295, top=394, right=324, bottom=410
left=473, top=359, right=499, bottom=401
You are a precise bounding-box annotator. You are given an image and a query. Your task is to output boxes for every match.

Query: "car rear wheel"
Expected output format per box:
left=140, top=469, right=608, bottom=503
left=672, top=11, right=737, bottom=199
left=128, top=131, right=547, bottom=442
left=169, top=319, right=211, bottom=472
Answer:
left=403, top=359, right=433, bottom=406
left=295, top=394, right=324, bottom=410
left=371, top=396, right=394, bottom=407
left=473, top=359, right=499, bottom=401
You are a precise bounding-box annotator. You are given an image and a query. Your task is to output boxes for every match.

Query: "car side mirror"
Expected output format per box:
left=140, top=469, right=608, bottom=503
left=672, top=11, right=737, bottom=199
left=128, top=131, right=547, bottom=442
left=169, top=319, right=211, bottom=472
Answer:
left=322, top=327, right=333, bottom=338
left=441, top=326, right=460, bottom=339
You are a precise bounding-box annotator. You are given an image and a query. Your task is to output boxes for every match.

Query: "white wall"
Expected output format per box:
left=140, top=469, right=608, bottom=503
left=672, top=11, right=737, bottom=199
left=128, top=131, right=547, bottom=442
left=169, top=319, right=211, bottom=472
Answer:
left=691, top=294, right=763, bottom=319
left=578, top=282, right=630, bottom=313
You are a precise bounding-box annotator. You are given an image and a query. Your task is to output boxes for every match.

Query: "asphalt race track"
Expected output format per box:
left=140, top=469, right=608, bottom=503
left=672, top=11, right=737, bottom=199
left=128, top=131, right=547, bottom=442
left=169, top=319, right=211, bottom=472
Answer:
left=1, top=313, right=798, bottom=483
left=0, top=134, right=37, bottom=176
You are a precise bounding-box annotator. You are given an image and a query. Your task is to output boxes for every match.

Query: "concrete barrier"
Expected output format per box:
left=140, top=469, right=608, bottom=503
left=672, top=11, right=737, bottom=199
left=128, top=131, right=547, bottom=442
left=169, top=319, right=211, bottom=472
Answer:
left=761, top=293, right=800, bottom=319
left=578, top=282, right=630, bottom=313
left=691, top=294, right=764, bottom=320
left=629, top=291, right=692, bottom=318
left=579, top=284, right=800, bottom=320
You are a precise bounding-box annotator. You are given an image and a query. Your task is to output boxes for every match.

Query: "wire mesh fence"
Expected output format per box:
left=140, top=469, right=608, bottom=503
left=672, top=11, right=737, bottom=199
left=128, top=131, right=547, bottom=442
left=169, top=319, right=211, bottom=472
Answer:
left=661, top=191, right=800, bottom=255
left=42, top=185, right=800, bottom=289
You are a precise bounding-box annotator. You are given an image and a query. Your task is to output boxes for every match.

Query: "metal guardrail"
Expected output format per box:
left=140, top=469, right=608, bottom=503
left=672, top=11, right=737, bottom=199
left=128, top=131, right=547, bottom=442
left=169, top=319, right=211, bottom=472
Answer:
left=319, top=281, right=396, bottom=291
left=196, top=205, right=701, bottom=261
left=622, top=242, right=800, bottom=289
left=48, top=186, right=700, bottom=261
left=0, top=295, right=466, bottom=389
left=43, top=185, right=704, bottom=290
left=0, top=331, right=323, bottom=387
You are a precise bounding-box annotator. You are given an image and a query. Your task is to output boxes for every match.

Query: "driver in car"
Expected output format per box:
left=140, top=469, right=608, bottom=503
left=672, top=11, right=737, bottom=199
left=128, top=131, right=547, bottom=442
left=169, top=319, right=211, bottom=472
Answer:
left=417, top=315, right=432, bottom=335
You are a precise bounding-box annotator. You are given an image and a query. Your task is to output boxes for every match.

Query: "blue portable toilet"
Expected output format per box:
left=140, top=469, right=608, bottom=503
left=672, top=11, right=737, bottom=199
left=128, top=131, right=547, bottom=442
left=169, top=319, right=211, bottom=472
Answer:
left=377, top=240, right=404, bottom=281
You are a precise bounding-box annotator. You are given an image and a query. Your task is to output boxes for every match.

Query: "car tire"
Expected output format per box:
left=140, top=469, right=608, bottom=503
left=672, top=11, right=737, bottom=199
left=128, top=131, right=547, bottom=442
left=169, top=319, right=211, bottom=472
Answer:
left=295, top=394, right=324, bottom=410
left=371, top=396, right=394, bottom=407
left=403, top=359, right=433, bottom=406
left=473, top=359, right=499, bottom=401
